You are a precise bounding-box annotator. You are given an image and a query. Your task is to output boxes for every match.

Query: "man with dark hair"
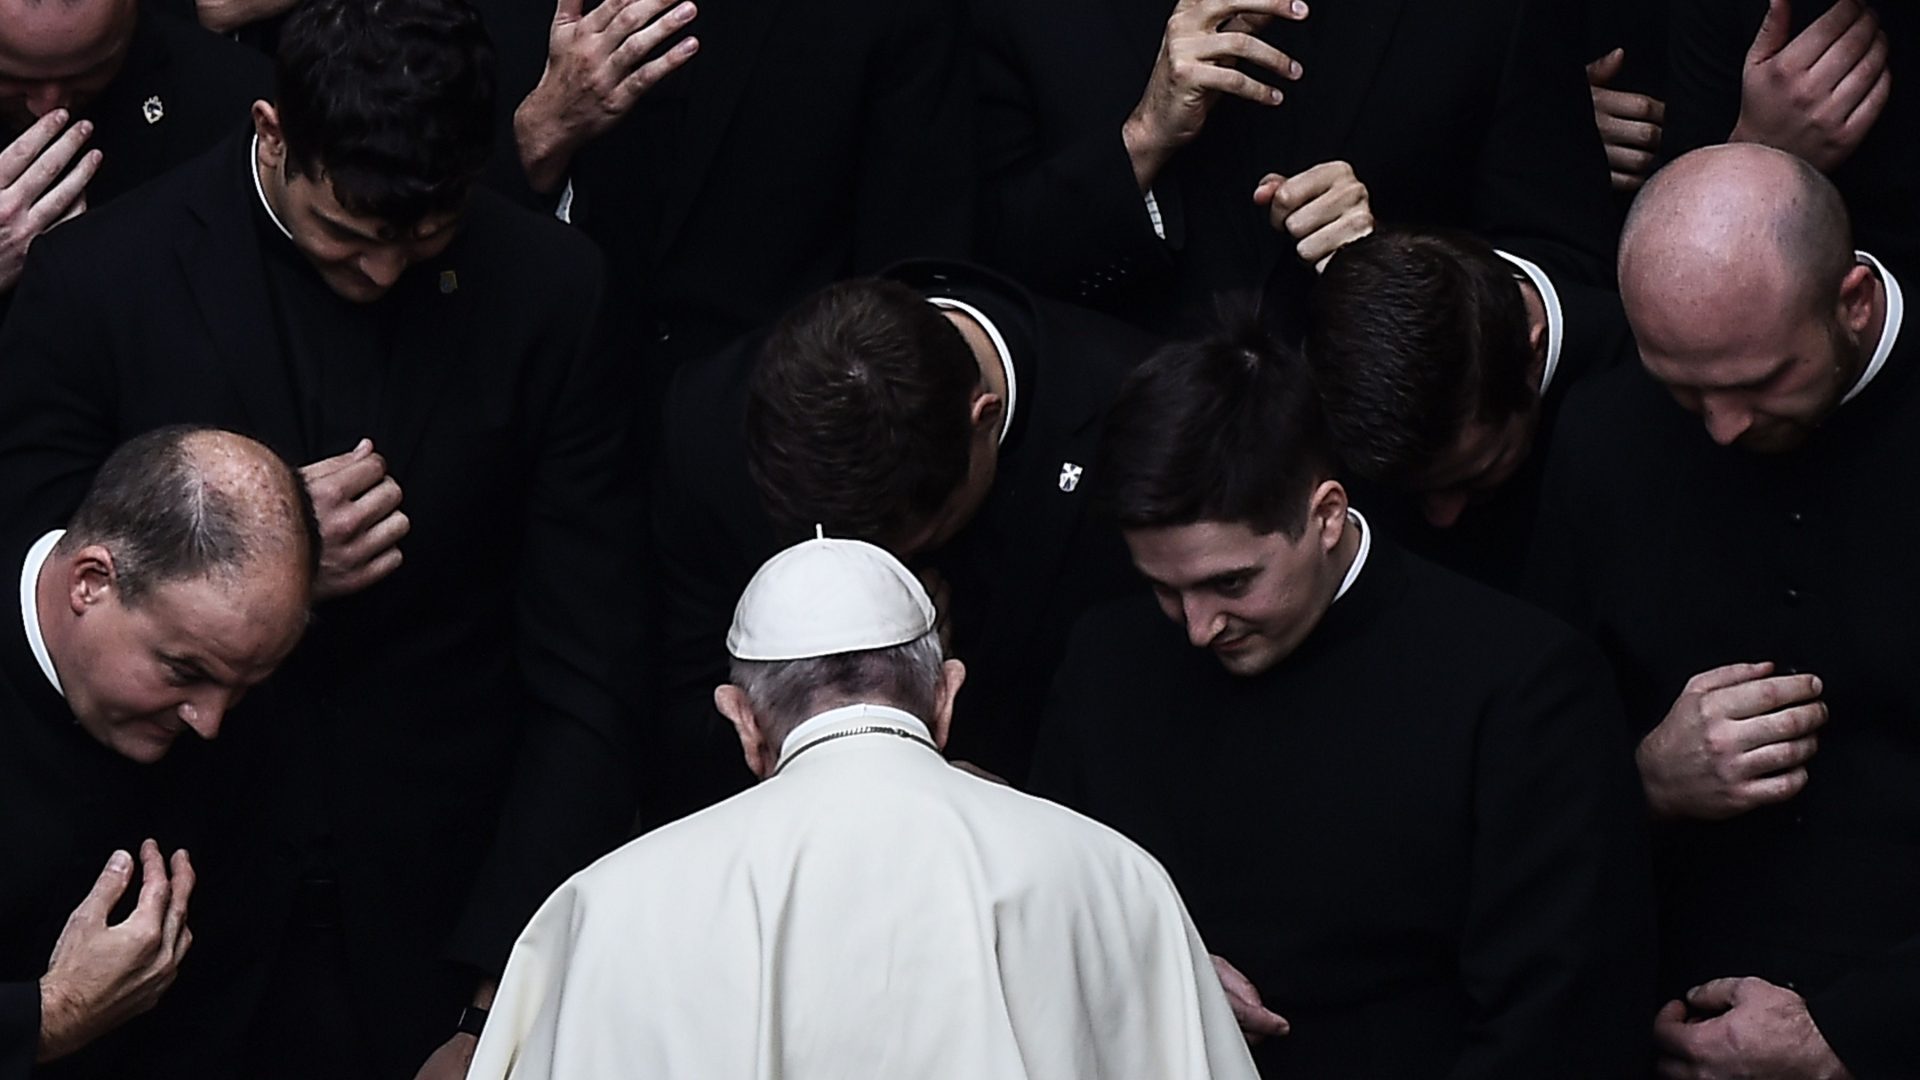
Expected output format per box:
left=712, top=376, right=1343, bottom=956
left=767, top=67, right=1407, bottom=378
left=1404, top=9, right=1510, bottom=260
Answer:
left=2, top=425, right=316, bottom=1078
left=0, top=0, right=645, bottom=1075
left=0, top=0, right=268, bottom=302
left=652, top=261, right=1154, bottom=821
left=1031, top=325, right=1652, bottom=1076
left=1529, top=144, right=1913, bottom=1079
left=1302, top=228, right=1632, bottom=590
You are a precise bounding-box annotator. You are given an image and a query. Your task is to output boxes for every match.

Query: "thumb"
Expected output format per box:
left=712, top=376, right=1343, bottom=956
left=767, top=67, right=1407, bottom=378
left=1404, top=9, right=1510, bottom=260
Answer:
left=1587, top=46, right=1625, bottom=86
left=73, top=850, right=134, bottom=922
left=1748, top=0, right=1792, bottom=61
left=1251, top=173, right=1285, bottom=207
left=1685, top=977, right=1746, bottom=1014
left=553, top=0, right=582, bottom=25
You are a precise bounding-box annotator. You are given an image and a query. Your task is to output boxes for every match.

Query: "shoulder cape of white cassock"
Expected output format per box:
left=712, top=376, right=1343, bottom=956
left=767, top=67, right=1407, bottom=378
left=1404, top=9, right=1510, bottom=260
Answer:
left=466, top=717, right=1258, bottom=1080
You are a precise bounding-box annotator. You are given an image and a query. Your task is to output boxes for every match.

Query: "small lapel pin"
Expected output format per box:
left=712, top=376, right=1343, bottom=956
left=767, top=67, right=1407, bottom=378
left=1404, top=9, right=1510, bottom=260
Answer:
left=438, top=270, right=458, bottom=294
left=1058, top=462, right=1083, bottom=493
left=142, top=95, right=164, bottom=125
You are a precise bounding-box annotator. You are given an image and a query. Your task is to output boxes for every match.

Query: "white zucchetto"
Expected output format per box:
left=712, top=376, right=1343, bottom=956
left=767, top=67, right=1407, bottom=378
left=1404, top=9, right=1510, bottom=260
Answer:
left=726, top=531, right=936, bottom=661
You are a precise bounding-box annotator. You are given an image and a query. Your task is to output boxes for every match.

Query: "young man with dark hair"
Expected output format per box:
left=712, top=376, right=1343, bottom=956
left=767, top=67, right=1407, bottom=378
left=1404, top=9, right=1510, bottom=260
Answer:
left=2, top=425, right=315, bottom=1078
left=1030, top=324, right=1652, bottom=1076
left=1301, top=228, right=1632, bottom=590
left=652, top=261, right=1155, bottom=821
left=0, top=1, right=645, bottom=1075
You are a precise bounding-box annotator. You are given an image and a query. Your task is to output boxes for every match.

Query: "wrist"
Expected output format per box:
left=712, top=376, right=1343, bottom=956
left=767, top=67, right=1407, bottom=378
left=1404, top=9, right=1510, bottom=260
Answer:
left=1121, top=114, right=1171, bottom=192
left=35, top=979, right=79, bottom=1063
left=513, top=89, right=579, bottom=196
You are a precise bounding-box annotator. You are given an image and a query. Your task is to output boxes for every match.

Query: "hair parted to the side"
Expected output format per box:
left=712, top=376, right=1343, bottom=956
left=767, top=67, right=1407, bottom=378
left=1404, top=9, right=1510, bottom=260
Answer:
left=59, top=425, right=321, bottom=605
left=729, top=630, right=946, bottom=748
left=745, top=279, right=980, bottom=548
left=1100, top=319, right=1333, bottom=538
left=274, top=0, right=495, bottom=226
left=1304, top=229, right=1535, bottom=487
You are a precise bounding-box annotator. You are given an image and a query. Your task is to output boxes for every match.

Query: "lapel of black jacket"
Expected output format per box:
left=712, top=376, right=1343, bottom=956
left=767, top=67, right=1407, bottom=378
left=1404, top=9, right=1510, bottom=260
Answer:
left=651, top=0, right=783, bottom=262
left=176, top=132, right=307, bottom=462
left=1289, top=0, right=1409, bottom=166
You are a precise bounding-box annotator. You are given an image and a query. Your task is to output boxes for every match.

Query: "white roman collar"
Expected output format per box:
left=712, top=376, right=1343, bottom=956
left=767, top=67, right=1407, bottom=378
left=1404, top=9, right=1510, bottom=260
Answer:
left=251, top=133, right=295, bottom=241
left=928, top=297, right=1018, bottom=445
left=19, top=530, right=65, bottom=697
left=1332, top=508, right=1371, bottom=604
left=774, top=702, right=937, bottom=772
left=1839, top=250, right=1905, bottom=407
left=1496, top=251, right=1565, bottom=396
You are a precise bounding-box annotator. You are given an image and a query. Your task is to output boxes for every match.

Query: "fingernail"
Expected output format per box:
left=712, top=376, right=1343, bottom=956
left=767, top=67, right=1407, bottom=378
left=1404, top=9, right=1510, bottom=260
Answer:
left=51, top=109, right=68, bottom=125
left=77, top=121, right=92, bottom=135
left=109, top=850, right=131, bottom=871
left=1291, top=0, right=1307, bottom=14
left=1269, top=89, right=1284, bottom=105
left=1290, top=61, right=1303, bottom=78
left=1810, top=676, right=1823, bottom=693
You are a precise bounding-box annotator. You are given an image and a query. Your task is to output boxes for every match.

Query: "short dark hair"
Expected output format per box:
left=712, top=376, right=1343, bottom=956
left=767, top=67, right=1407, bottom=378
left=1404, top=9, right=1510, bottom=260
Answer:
left=1303, top=229, right=1536, bottom=488
left=1101, top=320, right=1332, bottom=538
left=746, top=279, right=980, bottom=548
left=274, top=0, right=495, bottom=226
left=61, top=425, right=321, bottom=605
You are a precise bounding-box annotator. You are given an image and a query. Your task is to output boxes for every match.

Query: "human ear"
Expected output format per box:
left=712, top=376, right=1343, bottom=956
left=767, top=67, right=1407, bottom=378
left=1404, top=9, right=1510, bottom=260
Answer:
left=66, top=546, right=117, bottom=616
left=1308, top=480, right=1350, bottom=554
left=251, top=101, right=286, bottom=161
left=1835, top=263, right=1878, bottom=338
left=929, top=659, right=966, bottom=750
left=714, top=685, right=774, bottom=780
left=969, top=391, right=1004, bottom=434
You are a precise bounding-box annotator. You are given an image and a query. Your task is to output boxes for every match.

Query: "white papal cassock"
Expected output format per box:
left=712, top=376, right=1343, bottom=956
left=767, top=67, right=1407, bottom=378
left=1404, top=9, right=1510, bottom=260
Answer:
left=467, top=703, right=1259, bottom=1080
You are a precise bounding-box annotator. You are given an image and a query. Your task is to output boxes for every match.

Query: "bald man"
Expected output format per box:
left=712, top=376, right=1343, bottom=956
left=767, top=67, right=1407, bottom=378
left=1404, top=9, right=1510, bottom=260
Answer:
left=1528, top=144, right=1909, bottom=1078
left=1, top=424, right=317, bottom=1078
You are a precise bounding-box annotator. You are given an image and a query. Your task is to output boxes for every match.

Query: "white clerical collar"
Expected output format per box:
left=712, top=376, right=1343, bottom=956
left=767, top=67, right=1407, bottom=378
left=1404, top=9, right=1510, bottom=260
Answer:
left=928, top=297, right=1018, bottom=445
left=1495, top=251, right=1565, bottom=396
left=1839, top=250, right=1905, bottom=407
left=1331, top=508, right=1371, bottom=604
left=19, top=530, right=65, bottom=697
left=774, top=702, right=936, bottom=772
left=250, top=134, right=295, bottom=241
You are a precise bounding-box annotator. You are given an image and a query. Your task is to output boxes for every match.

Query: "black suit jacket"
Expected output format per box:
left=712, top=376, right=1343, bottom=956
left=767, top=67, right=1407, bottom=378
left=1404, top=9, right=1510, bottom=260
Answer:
left=565, top=0, right=975, bottom=373
left=0, top=131, right=644, bottom=1075
left=973, top=0, right=1616, bottom=332
left=1032, top=538, right=1653, bottom=1078
left=1527, top=308, right=1920, bottom=1078
left=650, top=261, right=1153, bottom=820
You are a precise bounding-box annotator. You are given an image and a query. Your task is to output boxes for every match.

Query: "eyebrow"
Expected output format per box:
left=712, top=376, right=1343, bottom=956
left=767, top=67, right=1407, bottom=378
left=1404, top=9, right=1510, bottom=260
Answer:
left=313, top=207, right=387, bottom=243
left=1143, top=565, right=1260, bottom=592
left=158, top=652, right=218, bottom=682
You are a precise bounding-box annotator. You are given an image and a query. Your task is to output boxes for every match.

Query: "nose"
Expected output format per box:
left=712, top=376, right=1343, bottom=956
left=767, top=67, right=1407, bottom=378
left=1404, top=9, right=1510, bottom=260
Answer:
left=1181, top=595, right=1225, bottom=648
left=177, top=697, right=227, bottom=741
left=1700, top=397, right=1753, bottom=446
left=357, top=248, right=409, bottom=290
left=1421, top=490, right=1471, bottom=529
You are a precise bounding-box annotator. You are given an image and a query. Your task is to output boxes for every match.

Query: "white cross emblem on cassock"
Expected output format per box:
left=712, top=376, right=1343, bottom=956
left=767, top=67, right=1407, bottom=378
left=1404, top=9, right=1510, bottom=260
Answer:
left=1058, top=462, right=1083, bottom=492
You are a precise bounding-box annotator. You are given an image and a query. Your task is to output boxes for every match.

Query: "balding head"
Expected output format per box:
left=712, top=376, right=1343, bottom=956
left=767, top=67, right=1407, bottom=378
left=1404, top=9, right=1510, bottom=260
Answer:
left=44, top=426, right=318, bottom=763
left=1617, top=145, right=1884, bottom=452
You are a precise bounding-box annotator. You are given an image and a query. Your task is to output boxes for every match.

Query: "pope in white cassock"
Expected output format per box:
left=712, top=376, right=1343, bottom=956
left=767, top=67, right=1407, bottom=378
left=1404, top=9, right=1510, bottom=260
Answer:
left=466, top=534, right=1259, bottom=1079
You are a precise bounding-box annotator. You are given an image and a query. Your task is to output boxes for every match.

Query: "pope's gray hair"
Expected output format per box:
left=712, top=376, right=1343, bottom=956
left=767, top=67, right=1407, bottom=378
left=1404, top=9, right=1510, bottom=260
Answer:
left=729, top=629, right=945, bottom=746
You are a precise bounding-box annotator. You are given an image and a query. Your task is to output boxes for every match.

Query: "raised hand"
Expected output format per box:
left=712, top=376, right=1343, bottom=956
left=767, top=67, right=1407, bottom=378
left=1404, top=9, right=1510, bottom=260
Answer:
left=0, top=109, right=101, bottom=293
left=1253, top=160, right=1372, bottom=271
left=300, top=439, right=409, bottom=601
left=1586, top=48, right=1665, bottom=193
left=1731, top=0, right=1891, bottom=171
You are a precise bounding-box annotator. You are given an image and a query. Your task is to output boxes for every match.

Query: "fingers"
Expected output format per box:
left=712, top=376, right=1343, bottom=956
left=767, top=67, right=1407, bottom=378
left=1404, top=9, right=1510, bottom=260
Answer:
left=611, top=34, right=700, bottom=107
left=29, top=148, right=101, bottom=234
left=1731, top=700, right=1827, bottom=750
left=1650, top=999, right=1691, bottom=1049
left=1187, top=0, right=1307, bottom=31
left=1827, top=28, right=1890, bottom=114
left=579, top=0, right=642, bottom=37
left=127, top=840, right=170, bottom=936
left=1805, top=5, right=1881, bottom=93
left=71, top=849, right=135, bottom=924
left=1736, top=766, right=1809, bottom=806
left=310, top=448, right=390, bottom=506
left=9, top=119, right=94, bottom=205
left=1593, top=92, right=1664, bottom=144
left=1587, top=46, right=1625, bottom=87
left=1193, top=30, right=1301, bottom=84
left=1685, top=661, right=1775, bottom=694
left=1747, top=0, right=1793, bottom=63
left=1184, top=63, right=1287, bottom=107
left=1843, top=65, right=1893, bottom=140
left=0, top=110, right=74, bottom=189
left=1685, top=977, right=1749, bottom=1014
left=551, top=0, right=584, bottom=27
left=301, top=438, right=375, bottom=483
left=1779, top=0, right=1858, bottom=69
left=605, top=0, right=690, bottom=58
left=161, top=849, right=194, bottom=960
left=1712, top=672, right=1821, bottom=721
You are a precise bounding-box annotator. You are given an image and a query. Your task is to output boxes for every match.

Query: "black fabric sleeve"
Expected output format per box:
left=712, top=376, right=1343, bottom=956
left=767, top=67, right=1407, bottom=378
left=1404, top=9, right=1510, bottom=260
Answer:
left=1807, top=939, right=1920, bottom=1080
left=444, top=251, right=646, bottom=975
left=1450, top=633, right=1655, bottom=1078
left=0, top=981, right=36, bottom=1080
left=1663, top=0, right=1767, bottom=161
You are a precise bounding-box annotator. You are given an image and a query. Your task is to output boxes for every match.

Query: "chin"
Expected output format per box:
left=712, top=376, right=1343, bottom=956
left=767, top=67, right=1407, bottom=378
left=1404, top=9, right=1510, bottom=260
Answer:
left=1212, top=642, right=1284, bottom=678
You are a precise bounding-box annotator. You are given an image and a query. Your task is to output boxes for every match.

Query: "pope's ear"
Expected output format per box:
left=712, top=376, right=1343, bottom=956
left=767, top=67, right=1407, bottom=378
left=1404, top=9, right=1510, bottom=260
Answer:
left=715, top=685, right=774, bottom=780
left=67, top=545, right=117, bottom=615
left=928, top=658, right=965, bottom=750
